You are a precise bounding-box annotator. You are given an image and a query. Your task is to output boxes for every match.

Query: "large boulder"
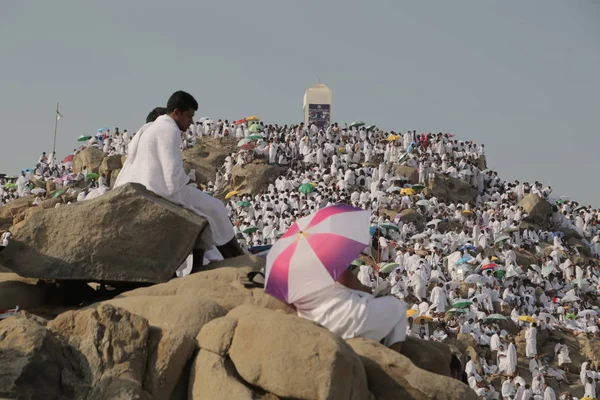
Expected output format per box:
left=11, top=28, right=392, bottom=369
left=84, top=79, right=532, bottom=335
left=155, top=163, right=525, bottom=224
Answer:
left=399, top=208, right=426, bottom=231
left=99, top=154, right=123, bottom=186
left=425, top=174, right=476, bottom=204
left=400, top=336, right=453, bottom=377
left=49, top=304, right=151, bottom=398
left=0, top=183, right=208, bottom=283
left=182, top=137, right=237, bottom=184
left=194, top=305, right=371, bottom=400
left=73, top=146, right=106, bottom=174
left=0, top=196, right=34, bottom=221
left=117, top=255, right=294, bottom=314
left=0, top=313, right=86, bottom=399
left=347, top=338, right=478, bottom=400
left=393, top=165, right=419, bottom=184
left=97, top=295, right=228, bottom=398
left=519, top=194, right=551, bottom=229
left=228, top=160, right=286, bottom=196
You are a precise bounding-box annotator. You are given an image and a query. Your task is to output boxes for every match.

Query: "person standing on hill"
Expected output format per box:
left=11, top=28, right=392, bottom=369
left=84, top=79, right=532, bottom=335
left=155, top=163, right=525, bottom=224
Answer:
left=115, top=91, right=244, bottom=264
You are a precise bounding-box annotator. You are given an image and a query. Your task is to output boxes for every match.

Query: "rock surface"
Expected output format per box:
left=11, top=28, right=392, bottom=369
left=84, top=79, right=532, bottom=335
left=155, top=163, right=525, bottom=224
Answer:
left=519, top=194, right=552, bottom=229
left=348, top=338, right=479, bottom=400
left=182, top=137, right=237, bottom=185
left=0, top=313, right=85, bottom=400
left=0, top=183, right=208, bottom=283
left=73, top=146, right=106, bottom=174
left=197, top=305, right=371, bottom=400
left=228, top=160, right=286, bottom=196
left=425, top=174, right=476, bottom=204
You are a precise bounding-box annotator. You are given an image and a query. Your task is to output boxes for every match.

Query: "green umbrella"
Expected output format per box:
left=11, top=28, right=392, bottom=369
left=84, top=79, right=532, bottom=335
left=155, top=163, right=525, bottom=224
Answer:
left=495, top=235, right=510, bottom=244
left=351, top=259, right=363, bottom=268
left=78, top=135, right=92, bottom=142
left=349, top=120, right=365, bottom=128
left=379, top=223, right=399, bottom=232
left=247, top=135, right=265, bottom=141
left=248, top=124, right=263, bottom=133
left=236, top=200, right=251, bottom=207
left=52, top=189, right=66, bottom=199
left=299, top=183, right=315, bottom=194
left=565, top=313, right=577, bottom=320
left=486, top=313, right=507, bottom=321
left=379, top=263, right=399, bottom=274
left=87, top=173, right=99, bottom=179
left=494, top=270, right=506, bottom=279
left=204, top=191, right=213, bottom=197
left=366, top=125, right=376, bottom=130
left=574, top=205, right=587, bottom=212
left=452, top=299, right=473, bottom=309
left=412, top=184, right=425, bottom=190
left=4, top=183, right=17, bottom=189
left=243, top=226, right=259, bottom=235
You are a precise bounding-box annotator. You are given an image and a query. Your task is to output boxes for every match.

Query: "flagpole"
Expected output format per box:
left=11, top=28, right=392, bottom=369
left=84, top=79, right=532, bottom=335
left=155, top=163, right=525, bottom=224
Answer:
left=52, top=102, right=59, bottom=154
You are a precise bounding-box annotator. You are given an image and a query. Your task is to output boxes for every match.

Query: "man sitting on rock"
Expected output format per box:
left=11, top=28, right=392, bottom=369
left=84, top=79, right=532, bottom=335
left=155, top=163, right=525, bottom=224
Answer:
left=114, top=91, right=244, bottom=264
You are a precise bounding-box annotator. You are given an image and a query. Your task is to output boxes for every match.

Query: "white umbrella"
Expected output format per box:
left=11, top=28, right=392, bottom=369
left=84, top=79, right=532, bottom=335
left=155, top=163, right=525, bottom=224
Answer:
left=411, top=233, right=428, bottom=240
left=459, top=169, right=474, bottom=176
left=237, top=138, right=250, bottom=147
left=426, top=219, right=442, bottom=226
left=530, top=264, right=541, bottom=273
left=386, top=186, right=402, bottom=193
left=578, top=310, right=597, bottom=318
left=560, top=295, right=580, bottom=303
left=31, top=188, right=46, bottom=195
left=465, top=275, right=485, bottom=284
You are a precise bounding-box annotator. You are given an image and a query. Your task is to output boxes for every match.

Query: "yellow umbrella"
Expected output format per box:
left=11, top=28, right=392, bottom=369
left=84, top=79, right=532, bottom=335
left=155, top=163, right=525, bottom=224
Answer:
left=407, top=309, right=418, bottom=317
left=386, top=135, right=401, bottom=141
left=414, top=315, right=433, bottom=324
left=309, top=182, right=318, bottom=187
left=400, top=188, right=415, bottom=195
left=225, top=190, right=239, bottom=199
left=490, top=256, right=499, bottom=261
left=462, top=210, right=473, bottom=215
left=246, top=116, right=260, bottom=122
left=518, top=316, right=536, bottom=323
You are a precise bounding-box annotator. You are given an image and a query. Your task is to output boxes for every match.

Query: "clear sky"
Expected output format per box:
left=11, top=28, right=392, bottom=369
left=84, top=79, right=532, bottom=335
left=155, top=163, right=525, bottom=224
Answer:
left=1, top=1, right=599, bottom=204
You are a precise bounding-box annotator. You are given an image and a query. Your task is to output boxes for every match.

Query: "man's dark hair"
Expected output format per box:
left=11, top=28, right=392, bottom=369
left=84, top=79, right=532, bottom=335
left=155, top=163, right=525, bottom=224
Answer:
left=146, top=107, right=167, bottom=123
left=166, top=91, right=198, bottom=113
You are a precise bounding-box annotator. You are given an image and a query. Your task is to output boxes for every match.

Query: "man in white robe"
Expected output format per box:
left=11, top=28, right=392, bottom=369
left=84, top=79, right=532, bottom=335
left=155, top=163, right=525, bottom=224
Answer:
left=114, top=92, right=243, bottom=263
left=429, top=282, right=447, bottom=313
left=525, top=323, right=537, bottom=358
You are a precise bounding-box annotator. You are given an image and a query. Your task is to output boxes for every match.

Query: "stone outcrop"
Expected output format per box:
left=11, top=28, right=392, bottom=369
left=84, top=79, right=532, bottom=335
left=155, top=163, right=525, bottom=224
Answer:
left=73, top=146, right=106, bottom=174
left=228, top=160, right=286, bottom=196
left=194, top=305, right=371, bottom=400
left=0, top=183, right=208, bottom=283
left=348, top=338, right=478, bottom=400
left=393, top=165, right=419, bottom=184
left=425, top=174, right=476, bottom=204
left=182, top=137, right=237, bottom=185
left=519, top=194, right=552, bottom=229
left=99, top=154, right=123, bottom=186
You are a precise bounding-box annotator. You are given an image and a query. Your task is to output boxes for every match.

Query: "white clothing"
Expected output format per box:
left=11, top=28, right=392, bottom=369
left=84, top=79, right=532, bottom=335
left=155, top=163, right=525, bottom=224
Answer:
left=115, top=116, right=234, bottom=247
left=295, top=283, right=407, bottom=346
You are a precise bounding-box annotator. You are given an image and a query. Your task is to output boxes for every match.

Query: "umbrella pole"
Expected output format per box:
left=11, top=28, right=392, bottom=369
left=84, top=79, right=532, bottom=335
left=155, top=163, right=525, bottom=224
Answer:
left=52, top=102, right=59, bottom=155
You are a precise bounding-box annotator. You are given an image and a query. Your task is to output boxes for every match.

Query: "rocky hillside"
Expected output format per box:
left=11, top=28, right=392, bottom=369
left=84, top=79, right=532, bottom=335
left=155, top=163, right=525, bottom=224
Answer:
left=0, top=255, right=477, bottom=400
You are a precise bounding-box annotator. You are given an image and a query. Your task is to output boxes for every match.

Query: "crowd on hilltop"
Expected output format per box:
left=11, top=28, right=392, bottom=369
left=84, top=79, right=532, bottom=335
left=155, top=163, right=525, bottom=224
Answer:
left=2, top=117, right=600, bottom=399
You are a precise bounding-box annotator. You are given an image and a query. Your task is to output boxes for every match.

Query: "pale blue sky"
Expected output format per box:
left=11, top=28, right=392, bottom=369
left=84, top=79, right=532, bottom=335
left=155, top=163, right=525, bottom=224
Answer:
left=1, top=1, right=599, bottom=203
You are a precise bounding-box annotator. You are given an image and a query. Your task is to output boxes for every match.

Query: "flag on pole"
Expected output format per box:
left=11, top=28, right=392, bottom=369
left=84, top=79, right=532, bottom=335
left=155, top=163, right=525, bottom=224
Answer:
left=56, top=110, right=63, bottom=120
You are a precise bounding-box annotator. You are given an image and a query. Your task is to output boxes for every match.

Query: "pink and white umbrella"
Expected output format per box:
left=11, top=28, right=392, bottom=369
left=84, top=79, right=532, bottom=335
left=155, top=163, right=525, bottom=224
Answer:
left=265, top=204, right=370, bottom=303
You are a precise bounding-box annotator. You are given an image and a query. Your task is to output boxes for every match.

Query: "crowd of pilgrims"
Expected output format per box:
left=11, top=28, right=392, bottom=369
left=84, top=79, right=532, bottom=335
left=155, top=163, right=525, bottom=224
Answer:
left=2, top=118, right=600, bottom=399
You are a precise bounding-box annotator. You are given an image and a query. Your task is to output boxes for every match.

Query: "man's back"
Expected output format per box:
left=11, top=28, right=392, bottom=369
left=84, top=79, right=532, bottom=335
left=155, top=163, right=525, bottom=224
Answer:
left=115, top=115, right=188, bottom=199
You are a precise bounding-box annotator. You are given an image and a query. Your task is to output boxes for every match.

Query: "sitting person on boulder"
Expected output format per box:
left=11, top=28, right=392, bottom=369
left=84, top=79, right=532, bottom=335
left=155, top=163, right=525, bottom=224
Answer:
left=294, top=266, right=407, bottom=353
left=114, top=91, right=244, bottom=264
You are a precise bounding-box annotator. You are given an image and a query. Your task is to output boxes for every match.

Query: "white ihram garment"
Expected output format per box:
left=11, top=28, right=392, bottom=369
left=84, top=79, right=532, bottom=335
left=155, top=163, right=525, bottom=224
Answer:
left=114, top=115, right=234, bottom=247
left=295, top=283, right=407, bottom=346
